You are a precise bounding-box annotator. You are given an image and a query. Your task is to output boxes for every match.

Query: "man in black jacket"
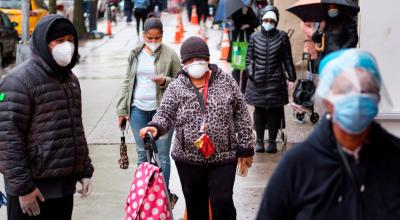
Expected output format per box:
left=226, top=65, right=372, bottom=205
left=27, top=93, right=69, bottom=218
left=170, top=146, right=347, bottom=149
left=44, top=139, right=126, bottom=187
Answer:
left=245, top=5, right=296, bottom=153
left=256, top=49, right=400, bottom=220
left=0, top=15, right=94, bottom=220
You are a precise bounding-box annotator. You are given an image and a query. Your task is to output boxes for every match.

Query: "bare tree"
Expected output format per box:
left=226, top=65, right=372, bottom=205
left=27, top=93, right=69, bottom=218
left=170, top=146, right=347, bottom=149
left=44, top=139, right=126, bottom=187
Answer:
left=73, top=0, right=88, bottom=39
left=49, top=0, right=57, bottom=14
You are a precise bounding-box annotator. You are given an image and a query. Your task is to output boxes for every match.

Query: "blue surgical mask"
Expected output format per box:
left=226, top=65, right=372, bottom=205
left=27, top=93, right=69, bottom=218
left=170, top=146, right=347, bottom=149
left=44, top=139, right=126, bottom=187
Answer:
left=262, top=22, right=275, bottom=32
left=328, top=9, right=339, bottom=18
left=332, top=94, right=378, bottom=134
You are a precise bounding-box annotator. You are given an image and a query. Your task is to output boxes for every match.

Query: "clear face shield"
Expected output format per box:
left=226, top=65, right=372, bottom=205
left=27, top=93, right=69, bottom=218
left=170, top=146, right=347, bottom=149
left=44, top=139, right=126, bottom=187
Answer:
left=316, top=49, right=382, bottom=134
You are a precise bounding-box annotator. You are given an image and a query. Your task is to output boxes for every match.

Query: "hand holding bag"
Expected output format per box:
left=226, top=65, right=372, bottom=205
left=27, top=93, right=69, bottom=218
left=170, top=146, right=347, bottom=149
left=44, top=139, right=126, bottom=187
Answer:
left=118, top=121, right=129, bottom=169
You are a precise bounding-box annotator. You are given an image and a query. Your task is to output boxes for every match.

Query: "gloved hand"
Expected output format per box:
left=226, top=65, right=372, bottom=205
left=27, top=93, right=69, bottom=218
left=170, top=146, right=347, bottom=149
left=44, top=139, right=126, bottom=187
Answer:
left=19, top=188, right=45, bottom=216
left=78, top=178, right=92, bottom=198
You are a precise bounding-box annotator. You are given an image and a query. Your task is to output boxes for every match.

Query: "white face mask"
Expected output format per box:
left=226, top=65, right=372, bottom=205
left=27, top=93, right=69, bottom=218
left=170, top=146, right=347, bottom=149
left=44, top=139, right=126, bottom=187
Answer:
left=262, top=22, right=275, bottom=31
left=51, top=41, right=74, bottom=67
left=184, top=61, right=209, bottom=79
left=145, top=42, right=162, bottom=52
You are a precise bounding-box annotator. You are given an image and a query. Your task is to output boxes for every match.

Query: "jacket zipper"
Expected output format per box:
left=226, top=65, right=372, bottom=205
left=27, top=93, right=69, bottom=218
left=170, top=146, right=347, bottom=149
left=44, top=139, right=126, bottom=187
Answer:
left=62, top=82, right=78, bottom=172
left=69, top=82, right=76, bottom=106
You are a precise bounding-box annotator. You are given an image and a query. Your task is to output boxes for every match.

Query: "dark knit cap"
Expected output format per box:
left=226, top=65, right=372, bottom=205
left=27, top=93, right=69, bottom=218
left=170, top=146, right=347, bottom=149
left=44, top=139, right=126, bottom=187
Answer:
left=46, top=20, right=75, bottom=43
left=180, top=36, right=210, bottom=63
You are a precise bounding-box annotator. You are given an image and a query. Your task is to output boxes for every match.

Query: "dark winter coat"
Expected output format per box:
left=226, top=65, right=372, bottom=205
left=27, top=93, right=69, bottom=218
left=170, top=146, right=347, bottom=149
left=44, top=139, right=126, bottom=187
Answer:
left=312, top=15, right=358, bottom=68
left=256, top=116, right=400, bottom=220
left=148, top=64, right=255, bottom=166
left=227, top=7, right=259, bottom=63
left=231, top=7, right=259, bottom=42
left=0, top=15, right=94, bottom=198
left=245, top=27, right=297, bottom=108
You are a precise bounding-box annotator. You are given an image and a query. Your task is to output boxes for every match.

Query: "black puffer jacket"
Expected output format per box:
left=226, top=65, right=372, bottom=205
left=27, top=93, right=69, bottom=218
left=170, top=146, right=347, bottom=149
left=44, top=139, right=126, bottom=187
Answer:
left=245, top=21, right=296, bottom=108
left=0, top=15, right=93, bottom=197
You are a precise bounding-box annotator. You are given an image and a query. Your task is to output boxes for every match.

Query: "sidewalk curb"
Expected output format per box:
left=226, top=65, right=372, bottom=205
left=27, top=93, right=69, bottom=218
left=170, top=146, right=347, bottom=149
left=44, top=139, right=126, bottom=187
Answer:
left=78, top=21, right=127, bottom=62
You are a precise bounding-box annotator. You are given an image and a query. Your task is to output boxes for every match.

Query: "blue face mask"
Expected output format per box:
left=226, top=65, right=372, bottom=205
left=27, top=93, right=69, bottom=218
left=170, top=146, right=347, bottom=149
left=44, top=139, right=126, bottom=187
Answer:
left=332, top=94, right=378, bottom=134
left=328, top=9, right=339, bottom=18
left=262, top=22, right=275, bottom=32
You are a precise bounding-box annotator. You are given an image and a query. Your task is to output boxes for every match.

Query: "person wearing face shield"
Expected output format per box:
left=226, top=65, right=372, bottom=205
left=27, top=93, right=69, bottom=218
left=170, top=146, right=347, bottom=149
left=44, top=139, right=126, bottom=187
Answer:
left=116, top=15, right=181, bottom=201
left=312, top=4, right=359, bottom=70
left=245, top=5, right=297, bottom=153
left=256, top=49, right=400, bottom=220
left=0, top=15, right=94, bottom=219
left=139, top=36, right=255, bottom=220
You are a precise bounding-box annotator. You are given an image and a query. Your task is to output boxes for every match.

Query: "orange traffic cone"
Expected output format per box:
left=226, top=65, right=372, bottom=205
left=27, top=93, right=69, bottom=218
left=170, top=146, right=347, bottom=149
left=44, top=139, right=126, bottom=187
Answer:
left=179, top=13, right=185, bottom=37
left=191, top=5, right=199, bottom=25
left=220, top=28, right=230, bottom=60
left=106, top=19, right=113, bottom=37
left=174, top=24, right=182, bottom=44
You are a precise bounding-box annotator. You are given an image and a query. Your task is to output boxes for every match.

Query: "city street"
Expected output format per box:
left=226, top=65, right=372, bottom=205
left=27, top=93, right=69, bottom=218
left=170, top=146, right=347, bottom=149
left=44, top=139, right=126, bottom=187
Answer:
left=0, top=12, right=317, bottom=219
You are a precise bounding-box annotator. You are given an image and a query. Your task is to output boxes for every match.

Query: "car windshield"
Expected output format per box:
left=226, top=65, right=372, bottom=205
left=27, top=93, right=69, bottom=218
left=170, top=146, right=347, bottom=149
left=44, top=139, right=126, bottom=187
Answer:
left=0, top=0, right=21, bottom=9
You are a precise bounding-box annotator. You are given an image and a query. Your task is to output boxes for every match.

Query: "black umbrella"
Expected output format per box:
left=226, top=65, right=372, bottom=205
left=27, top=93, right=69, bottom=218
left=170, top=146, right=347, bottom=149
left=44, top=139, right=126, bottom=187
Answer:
left=118, top=120, right=129, bottom=169
left=214, top=0, right=247, bottom=21
left=287, top=0, right=359, bottom=22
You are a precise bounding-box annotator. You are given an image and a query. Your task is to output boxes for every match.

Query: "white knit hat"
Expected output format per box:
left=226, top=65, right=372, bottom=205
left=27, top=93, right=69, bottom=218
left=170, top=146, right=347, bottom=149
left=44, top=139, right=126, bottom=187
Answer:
left=262, top=11, right=277, bottom=22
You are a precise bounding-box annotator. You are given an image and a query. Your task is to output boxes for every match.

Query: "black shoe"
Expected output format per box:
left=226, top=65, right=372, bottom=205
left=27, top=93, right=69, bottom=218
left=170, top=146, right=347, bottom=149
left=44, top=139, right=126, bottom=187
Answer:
left=266, top=142, right=278, bottom=153
left=256, top=141, right=265, bottom=152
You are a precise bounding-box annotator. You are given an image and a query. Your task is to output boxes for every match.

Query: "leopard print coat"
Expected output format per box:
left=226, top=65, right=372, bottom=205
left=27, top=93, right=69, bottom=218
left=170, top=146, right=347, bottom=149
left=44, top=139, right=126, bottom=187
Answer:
left=149, top=64, right=255, bottom=166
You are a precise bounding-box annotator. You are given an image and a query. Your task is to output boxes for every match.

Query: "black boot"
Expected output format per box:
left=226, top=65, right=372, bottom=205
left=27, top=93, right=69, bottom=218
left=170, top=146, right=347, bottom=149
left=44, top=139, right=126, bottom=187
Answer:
left=266, top=142, right=278, bottom=153
left=256, top=140, right=265, bottom=152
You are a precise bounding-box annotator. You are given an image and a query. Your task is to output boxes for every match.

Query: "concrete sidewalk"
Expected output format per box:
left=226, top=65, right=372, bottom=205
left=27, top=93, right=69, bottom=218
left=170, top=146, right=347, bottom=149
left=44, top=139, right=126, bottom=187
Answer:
left=1, top=12, right=315, bottom=220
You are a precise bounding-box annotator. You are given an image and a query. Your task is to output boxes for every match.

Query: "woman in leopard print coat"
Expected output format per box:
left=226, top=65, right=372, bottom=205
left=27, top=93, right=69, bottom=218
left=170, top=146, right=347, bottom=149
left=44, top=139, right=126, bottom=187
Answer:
left=140, top=37, right=255, bottom=220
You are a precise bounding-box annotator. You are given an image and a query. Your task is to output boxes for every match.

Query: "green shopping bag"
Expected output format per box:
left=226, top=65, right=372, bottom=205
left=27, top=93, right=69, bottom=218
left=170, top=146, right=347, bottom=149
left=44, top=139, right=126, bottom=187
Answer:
left=231, top=33, right=248, bottom=70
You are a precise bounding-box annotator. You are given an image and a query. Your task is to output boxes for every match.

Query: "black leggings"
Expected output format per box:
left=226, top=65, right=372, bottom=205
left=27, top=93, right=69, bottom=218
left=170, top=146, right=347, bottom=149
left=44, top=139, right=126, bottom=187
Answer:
left=254, top=106, right=285, bottom=143
left=7, top=195, right=73, bottom=220
left=134, top=8, right=148, bottom=35
left=176, top=162, right=237, bottom=220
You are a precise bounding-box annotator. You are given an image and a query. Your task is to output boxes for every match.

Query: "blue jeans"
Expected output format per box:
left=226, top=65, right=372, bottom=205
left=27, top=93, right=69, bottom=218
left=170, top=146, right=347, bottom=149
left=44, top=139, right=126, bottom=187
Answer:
left=130, top=106, right=173, bottom=187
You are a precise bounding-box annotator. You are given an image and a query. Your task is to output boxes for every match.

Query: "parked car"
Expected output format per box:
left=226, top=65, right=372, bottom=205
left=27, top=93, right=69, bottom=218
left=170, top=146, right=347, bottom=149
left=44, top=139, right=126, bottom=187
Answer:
left=0, top=10, right=18, bottom=66
left=0, top=0, right=49, bottom=35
